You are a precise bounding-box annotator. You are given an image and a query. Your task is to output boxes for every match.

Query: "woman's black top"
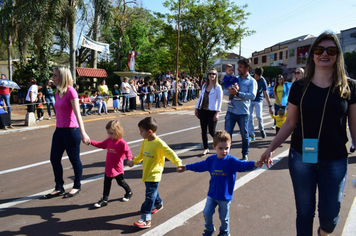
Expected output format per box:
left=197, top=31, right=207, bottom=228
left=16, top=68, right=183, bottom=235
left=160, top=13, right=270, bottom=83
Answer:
left=288, top=78, right=356, bottom=160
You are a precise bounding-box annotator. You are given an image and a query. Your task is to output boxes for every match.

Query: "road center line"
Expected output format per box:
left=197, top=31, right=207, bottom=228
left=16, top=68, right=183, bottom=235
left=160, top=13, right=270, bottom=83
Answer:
left=142, top=149, right=290, bottom=236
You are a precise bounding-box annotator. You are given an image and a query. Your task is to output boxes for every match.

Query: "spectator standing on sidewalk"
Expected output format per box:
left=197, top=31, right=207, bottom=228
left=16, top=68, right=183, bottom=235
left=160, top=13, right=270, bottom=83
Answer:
left=129, top=79, right=138, bottom=111
left=18, top=78, right=26, bottom=104
left=0, top=74, right=13, bottom=115
left=248, top=67, right=272, bottom=141
left=43, top=79, right=56, bottom=119
left=121, top=77, right=130, bottom=113
left=224, top=59, right=257, bottom=161
left=25, top=80, right=41, bottom=113
left=112, top=84, right=120, bottom=113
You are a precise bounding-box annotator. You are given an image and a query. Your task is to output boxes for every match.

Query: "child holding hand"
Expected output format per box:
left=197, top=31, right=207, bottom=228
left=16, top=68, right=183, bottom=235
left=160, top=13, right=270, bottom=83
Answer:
left=91, top=120, right=133, bottom=208
left=177, top=130, right=263, bottom=236
left=127, top=117, right=182, bottom=229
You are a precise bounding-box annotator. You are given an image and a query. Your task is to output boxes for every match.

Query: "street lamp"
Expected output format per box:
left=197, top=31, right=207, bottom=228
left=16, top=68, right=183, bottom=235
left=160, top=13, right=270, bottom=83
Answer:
left=175, top=0, right=181, bottom=107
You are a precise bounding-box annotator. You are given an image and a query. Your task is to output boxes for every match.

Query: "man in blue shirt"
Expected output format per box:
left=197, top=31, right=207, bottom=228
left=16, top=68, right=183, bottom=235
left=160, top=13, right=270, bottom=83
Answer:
left=248, top=67, right=272, bottom=141
left=224, top=59, right=257, bottom=161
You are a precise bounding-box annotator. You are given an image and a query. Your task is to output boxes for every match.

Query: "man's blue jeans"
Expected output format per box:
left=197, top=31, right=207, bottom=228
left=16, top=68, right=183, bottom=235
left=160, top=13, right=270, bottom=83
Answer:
left=0, top=94, right=11, bottom=114
left=141, top=182, right=162, bottom=221
left=50, top=128, right=83, bottom=190
left=224, top=111, right=249, bottom=155
left=122, top=94, right=129, bottom=111
left=203, top=196, right=231, bottom=234
left=289, top=148, right=347, bottom=235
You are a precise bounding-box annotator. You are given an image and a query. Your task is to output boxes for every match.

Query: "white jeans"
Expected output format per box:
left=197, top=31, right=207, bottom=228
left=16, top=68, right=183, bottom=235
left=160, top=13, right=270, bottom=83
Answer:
left=248, top=101, right=264, bottom=137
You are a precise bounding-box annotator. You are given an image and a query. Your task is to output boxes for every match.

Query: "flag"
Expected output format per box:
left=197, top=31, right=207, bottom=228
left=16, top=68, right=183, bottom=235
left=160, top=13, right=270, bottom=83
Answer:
left=80, top=34, right=110, bottom=54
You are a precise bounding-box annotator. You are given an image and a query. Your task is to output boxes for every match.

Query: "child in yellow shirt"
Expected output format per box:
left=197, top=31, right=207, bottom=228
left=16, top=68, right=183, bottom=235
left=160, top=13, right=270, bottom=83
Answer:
left=270, top=108, right=287, bottom=134
left=127, top=117, right=182, bottom=229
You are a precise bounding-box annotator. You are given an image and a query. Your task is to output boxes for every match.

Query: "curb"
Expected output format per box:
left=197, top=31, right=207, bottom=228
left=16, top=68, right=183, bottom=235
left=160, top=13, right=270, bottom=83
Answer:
left=0, top=105, right=195, bottom=135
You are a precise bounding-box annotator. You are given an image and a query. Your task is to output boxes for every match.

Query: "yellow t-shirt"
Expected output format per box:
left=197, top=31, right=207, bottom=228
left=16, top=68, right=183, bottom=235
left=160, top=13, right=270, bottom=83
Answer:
left=270, top=112, right=287, bottom=128
left=132, top=137, right=182, bottom=182
left=274, top=85, right=284, bottom=105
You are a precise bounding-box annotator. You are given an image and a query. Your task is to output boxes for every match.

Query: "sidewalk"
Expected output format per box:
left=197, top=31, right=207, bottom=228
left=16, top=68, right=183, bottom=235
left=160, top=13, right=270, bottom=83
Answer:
left=0, top=99, right=197, bottom=135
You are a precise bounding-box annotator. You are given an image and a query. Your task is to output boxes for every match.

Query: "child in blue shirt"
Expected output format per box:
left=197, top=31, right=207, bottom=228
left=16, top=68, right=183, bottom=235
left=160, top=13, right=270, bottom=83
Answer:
left=223, top=64, right=239, bottom=108
left=178, top=130, right=263, bottom=236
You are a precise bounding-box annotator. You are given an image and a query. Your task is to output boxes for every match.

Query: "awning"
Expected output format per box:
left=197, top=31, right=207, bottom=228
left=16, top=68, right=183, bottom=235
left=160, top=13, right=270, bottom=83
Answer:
left=76, top=67, right=108, bottom=78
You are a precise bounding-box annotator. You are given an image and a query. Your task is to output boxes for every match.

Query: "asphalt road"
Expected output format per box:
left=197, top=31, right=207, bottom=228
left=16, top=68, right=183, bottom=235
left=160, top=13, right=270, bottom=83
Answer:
left=1, top=101, right=356, bottom=236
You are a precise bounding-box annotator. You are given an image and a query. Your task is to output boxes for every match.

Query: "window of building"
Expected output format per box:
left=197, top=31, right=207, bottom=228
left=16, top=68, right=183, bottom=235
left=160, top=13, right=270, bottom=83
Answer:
left=254, top=57, right=258, bottom=64
left=286, top=50, right=288, bottom=59
left=279, top=51, right=283, bottom=60
left=262, top=55, right=267, bottom=63
left=274, top=53, right=277, bottom=61
left=289, top=49, right=295, bottom=57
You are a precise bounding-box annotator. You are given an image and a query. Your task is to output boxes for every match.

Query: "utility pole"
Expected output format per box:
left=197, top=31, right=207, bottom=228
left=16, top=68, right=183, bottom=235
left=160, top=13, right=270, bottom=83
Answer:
left=175, top=0, right=181, bottom=106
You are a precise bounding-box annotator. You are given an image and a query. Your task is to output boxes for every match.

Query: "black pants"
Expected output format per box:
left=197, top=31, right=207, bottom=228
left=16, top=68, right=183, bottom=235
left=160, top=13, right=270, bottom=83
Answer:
left=102, top=174, right=131, bottom=200
left=37, top=108, right=43, bottom=119
left=198, top=109, right=217, bottom=149
left=129, top=97, right=136, bottom=110
left=276, top=127, right=280, bottom=134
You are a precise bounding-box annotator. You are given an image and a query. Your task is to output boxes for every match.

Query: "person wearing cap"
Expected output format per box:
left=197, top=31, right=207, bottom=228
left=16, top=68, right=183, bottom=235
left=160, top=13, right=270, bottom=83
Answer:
left=121, top=77, right=130, bottom=112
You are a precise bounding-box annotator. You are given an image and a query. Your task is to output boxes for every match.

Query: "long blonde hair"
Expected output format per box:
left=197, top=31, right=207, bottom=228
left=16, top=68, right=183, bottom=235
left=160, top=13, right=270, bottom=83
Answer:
left=206, top=69, right=218, bottom=88
left=304, top=31, right=350, bottom=99
left=55, top=66, right=73, bottom=94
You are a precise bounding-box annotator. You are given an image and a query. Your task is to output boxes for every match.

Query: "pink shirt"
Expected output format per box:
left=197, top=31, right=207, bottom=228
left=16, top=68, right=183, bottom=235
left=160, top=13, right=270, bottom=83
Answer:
left=91, top=138, right=133, bottom=177
left=54, top=86, right=79, bottom=128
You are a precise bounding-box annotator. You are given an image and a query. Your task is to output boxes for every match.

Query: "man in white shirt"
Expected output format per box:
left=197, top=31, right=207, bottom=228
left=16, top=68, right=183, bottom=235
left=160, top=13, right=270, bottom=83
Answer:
left=121, top=77, right=131, bottom=112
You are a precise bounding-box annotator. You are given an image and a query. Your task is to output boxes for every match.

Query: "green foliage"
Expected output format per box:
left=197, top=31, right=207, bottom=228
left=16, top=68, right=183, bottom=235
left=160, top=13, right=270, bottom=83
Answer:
left=344, top=51, right=356, bottom=78
left=262, top=66, right=283, bottom=80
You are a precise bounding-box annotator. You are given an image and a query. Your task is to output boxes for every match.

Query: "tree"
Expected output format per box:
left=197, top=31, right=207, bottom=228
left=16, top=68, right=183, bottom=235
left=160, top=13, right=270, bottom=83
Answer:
left=262, top=66, right=283, bottom=80
left=163, top=0, right=254, bottom=74
left=344, top=51, right=356, bottom=79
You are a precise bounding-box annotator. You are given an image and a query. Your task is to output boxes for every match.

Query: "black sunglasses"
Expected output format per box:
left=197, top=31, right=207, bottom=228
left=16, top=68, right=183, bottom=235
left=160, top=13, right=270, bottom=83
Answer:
left=295, top=71, right=301, bottom=74
left=313, top=46, right=338, bottom=56
left=208, top=73, right=216, bottom=75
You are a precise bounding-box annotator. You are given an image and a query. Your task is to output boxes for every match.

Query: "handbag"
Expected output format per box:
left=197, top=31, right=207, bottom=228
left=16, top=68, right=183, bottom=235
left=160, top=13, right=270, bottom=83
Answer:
left=300, top=83, right=331, bottom=163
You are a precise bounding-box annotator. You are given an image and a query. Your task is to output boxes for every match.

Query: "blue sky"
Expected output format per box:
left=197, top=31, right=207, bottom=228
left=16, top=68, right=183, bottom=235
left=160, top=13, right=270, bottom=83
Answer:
left=142, top=0, right=356, bottom=58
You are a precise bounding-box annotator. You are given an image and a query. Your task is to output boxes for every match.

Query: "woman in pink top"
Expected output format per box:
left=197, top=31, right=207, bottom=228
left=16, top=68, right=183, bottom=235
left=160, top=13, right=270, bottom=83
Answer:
left=44, top=67, right=90, bottom=199
left=91, top=120, right=133, bottom=208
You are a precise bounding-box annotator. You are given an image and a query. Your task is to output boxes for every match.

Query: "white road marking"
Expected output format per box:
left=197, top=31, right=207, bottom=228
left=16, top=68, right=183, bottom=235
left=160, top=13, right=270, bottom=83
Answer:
left=342, top=196, right=356, bottom=235
left=142, top=149, right=290, bottom=236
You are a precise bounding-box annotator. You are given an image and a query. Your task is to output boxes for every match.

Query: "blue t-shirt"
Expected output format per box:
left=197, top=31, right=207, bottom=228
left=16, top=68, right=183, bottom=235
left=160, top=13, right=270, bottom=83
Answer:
left=186, top=154, right=255, bottom=201
left=223, top=74, right=238, bottom=89
left=253, top=77, right=268, bottom=102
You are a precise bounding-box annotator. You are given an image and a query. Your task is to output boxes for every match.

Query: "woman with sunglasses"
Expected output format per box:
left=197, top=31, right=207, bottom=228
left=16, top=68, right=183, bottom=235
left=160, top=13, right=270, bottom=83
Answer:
left=261, top=32, right=356, bottom=236
left=195, top=69, right=223, bottom=156
left=295, top=67, right=304, bottom=81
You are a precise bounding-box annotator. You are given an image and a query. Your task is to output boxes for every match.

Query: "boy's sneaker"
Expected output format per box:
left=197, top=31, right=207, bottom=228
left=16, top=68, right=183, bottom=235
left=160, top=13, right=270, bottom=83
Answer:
left=249, top=135, right=255, bottom=142
left=261, top=130, right=267, bottom=139
left=134, top=219, right=151, bottom=228
left=350, top=146, right=355, bottom=153
left=227, top=101, right=234, bottom=108
left=203, top=227, right=216, bottom=236
left=151, top=204, right=164, bottom=214
left=271, top=125, right=276, bottom=130
left=39, top=117, right=43, bottom=121
left=94, top=198, right=108, bottom=208
left=122, top=192, right=133, bottom=202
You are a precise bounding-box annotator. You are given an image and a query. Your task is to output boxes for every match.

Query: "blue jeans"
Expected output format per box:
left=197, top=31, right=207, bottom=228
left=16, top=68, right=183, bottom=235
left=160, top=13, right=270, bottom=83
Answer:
left=181, top=90, right=187, bottom=102
left=93, top=101, right=107, bottom=113
left=224, top=111, right=249, bottom=155
left=141, top=182, right=163, bottom=221
left=122, top=94, right=129, bottom=111
left=140, top=95, right=145, bottom=110
left=0, top=94, right=11, bottom=114
left=288, top=148, right=347, bottom=235
left=248, top=101, right=264, bottom=137
left=80, top=103, right=93, bottom=114
left=45, top=96, right=56, bottom=117
left=203, top=196, right=231, bottom=234
left=156, top=93, right=162, bottom=107
left=50, top=128, right=83, bottom=190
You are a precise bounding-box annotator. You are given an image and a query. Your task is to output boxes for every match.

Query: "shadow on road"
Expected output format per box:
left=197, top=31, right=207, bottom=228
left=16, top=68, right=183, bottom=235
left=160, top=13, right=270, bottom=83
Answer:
left=0, top=203, right=142, bottom=235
